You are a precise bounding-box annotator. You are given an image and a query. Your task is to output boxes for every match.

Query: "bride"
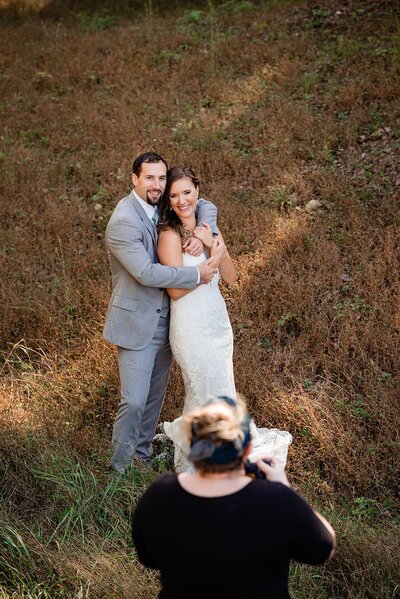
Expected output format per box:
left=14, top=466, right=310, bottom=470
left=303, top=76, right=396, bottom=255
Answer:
left=157, top=166, right=291, bottom=471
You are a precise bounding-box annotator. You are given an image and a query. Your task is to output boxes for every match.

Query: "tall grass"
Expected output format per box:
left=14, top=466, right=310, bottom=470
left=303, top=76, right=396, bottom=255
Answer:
left=0, top=0, right=399, bottom=596
left=0, top=435, right=159, bottom=597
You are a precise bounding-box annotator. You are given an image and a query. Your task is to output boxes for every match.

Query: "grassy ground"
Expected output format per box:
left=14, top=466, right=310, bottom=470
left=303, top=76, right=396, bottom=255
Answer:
left=0, top=0, right=399, bottom=597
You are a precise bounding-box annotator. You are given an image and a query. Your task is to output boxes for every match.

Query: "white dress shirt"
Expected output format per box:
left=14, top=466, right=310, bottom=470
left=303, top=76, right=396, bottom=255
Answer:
left=133, top=189, right=157, bottom=221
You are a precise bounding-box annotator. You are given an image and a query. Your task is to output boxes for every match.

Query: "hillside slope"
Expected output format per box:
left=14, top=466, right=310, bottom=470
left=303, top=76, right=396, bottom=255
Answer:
left=0, top=1, right=399, bottom=597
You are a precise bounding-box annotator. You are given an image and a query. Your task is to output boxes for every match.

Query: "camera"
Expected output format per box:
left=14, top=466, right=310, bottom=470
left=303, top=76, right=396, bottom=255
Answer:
left=244, top=458, right=272, bottom=479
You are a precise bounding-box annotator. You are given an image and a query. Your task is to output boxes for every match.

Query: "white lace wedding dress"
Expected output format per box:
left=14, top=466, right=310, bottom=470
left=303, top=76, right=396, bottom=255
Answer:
left=163, top=252, right=292, bottom=472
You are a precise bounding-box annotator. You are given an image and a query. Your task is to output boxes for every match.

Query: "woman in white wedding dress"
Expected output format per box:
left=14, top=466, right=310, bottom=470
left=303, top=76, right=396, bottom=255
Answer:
left=157, top=166, right=291, bottom=471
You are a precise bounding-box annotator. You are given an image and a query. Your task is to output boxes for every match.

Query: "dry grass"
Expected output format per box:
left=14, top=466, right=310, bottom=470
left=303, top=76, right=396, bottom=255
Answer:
left=1, top=0, right=399, bottom=596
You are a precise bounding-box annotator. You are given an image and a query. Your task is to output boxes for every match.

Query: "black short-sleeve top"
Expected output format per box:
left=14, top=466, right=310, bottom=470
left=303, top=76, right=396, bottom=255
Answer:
left=132, top=473, right=333, bottom=599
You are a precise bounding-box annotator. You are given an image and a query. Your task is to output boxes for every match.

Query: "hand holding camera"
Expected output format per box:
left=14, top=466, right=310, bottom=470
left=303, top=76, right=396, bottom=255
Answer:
left=245, top=456, right=290, bottom=487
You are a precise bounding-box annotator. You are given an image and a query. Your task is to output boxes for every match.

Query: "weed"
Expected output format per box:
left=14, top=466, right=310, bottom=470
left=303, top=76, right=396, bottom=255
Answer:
left=302, top=236, right=313, bottom=249
left=183, top=9, right=202, bottom=24
left=234, top=137, right=253, bottom=158
left=359, top=188, right=374, bottom=204
left=90, top=185, right=109, bottom=205
left=154, top=48, right=182, bottom=64
left=303, top=378, right=313, bottom=391
left=268, top=185, right=289, bottom=209
left=278, top=313, right=297, bottom=328
left=351, top=404, right=369, bottom=418
left=19, top=128, right=49, bottom=148
left=352, top=496, right=378, bottom=519
left=77, top=11, right=116, bottom=30
left=301, top=71, right=319, bottom=95
left=334, top=298, right=373, bottom=317
left=260, top=337, right=271, bottom=349
left=223, top=0, right=255, bottom=14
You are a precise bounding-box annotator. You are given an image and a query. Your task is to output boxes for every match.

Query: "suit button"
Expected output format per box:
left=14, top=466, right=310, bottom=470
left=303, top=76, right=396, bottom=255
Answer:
left=156, top=309, right=161, bottom=313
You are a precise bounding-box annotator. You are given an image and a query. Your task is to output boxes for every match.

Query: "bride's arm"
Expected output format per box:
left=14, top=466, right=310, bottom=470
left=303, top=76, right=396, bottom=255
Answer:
left=194, top=224, right=237, bottom=286
left=212, top=232, right=237, bottom=285
left=157, top=230, right=194, bottom=300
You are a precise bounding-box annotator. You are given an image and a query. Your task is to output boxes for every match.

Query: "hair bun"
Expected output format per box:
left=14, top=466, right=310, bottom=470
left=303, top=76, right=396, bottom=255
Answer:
left=184, top=396, right=251, bottom=470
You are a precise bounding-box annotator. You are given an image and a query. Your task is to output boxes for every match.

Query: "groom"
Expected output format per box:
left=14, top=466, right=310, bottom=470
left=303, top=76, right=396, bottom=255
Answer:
left=104, top=151, right=220, bottom=473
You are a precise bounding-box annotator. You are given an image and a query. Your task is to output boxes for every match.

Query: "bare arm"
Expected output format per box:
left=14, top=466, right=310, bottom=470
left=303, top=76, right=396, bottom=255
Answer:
left=157, top=230, right=195, bottom=300
left=314, top=512, right=336, bottom=557
left=194, top=224, right=237, bottom=285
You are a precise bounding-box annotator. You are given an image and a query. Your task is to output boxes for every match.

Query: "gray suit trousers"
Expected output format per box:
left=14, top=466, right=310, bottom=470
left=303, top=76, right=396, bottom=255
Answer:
left=110, top=312, right=172, bottom=472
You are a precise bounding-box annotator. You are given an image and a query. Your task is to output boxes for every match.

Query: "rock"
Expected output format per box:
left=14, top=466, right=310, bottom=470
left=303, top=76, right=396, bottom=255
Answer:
left=94, top=203, right=102, bottom=211
left=305, top=199, right=323, bottom=212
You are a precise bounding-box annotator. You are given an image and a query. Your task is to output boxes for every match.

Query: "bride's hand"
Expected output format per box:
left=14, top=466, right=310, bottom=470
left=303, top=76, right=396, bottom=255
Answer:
left=193, top=223, right=213, bottom=248
left=209, top=238, right=228, bottom=267
left=183, top=236, right=204, bottom=257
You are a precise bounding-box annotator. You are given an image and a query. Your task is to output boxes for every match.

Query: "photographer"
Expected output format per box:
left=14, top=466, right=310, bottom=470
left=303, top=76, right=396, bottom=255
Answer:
left=132, top=396, right=335, bottom=599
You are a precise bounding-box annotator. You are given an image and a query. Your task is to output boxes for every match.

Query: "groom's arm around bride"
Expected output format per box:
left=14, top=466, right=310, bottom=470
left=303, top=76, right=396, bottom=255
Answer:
left=104, top=151, right=219, bottom=474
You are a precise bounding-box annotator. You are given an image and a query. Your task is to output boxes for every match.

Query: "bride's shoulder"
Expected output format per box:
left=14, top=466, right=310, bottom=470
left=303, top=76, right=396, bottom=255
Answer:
left=158, top=227, right=179, bottom=237
left=158, top=227, right=182, bottom=248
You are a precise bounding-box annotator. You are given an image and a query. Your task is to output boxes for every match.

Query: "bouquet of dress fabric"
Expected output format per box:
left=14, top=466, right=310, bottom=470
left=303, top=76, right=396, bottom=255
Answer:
left=247, top=426, right=292, bottom=466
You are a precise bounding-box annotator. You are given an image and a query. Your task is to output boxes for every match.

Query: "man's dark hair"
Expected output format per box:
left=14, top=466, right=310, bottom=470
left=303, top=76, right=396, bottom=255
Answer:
left=132, top=152, right=168, bottom=177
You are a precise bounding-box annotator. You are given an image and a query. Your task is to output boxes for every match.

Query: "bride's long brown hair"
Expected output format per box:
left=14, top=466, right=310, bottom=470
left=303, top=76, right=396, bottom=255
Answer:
left=158, top=165, right=200, bottom=242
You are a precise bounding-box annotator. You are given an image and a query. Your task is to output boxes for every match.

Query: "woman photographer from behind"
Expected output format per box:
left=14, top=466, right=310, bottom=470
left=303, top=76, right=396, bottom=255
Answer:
left=132, top=396, right=335, bottom=599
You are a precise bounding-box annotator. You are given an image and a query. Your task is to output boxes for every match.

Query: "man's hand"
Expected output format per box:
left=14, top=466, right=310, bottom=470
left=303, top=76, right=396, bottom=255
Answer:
left=198, top=258, right=218, bottom=284
left=193, top=223, right=214, bottom=249
left=183, top=236, right=204, bottom=257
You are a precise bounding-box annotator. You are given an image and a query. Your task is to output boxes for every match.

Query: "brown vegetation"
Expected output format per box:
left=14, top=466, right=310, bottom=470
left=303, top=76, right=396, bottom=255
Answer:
left=0, top=0, right=399, bottom=597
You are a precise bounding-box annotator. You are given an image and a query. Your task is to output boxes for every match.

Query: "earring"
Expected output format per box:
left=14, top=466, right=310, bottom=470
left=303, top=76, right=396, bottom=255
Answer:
left=169, top=206, right=173, bottom=211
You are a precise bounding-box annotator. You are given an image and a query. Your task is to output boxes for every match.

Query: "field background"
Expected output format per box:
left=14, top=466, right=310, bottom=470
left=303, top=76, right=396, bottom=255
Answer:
left=0, top=0, right=399, bottom=597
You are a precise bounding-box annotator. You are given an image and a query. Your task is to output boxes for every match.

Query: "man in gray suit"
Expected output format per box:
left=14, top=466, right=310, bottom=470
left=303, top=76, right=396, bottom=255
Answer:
left=104, top=151, right=221, bottom=473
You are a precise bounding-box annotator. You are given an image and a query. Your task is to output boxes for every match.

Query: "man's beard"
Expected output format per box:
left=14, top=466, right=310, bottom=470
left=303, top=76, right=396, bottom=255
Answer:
left=146, top=191, right=162, bottom=206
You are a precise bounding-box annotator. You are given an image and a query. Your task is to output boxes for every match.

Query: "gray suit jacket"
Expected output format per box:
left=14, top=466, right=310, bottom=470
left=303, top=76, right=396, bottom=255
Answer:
left=103, top=191, right=217, bottom=350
